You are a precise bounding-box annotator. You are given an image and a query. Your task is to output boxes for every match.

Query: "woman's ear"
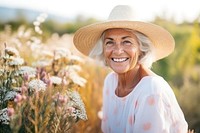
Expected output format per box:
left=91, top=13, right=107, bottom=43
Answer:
left=138, top=52, right=143, bottom=60
left=103, top=58, right=108, bottom=66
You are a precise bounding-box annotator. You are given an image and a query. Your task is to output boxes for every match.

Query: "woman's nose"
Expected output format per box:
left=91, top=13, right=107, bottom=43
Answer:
left=113, top=43, right=124, bottom=54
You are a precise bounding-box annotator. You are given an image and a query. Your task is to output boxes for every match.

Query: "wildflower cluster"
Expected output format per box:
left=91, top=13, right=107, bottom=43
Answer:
left=0, top=45, right=87, bottom=133
left=33, top=13, right=48, bottom=34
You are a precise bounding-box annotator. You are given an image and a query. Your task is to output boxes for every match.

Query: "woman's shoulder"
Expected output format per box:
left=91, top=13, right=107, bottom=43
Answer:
left=139, top=66, right=167, bottom=87
left=141, top=75, right=166, bottom=84
left=103, top=71, right=117, bottom=88
left=140, top=75, right=171, bottom=95
left=104, top=71, right=116, bottom=82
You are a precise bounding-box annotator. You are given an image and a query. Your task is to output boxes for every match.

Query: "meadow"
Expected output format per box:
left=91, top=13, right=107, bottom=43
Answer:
left=0, top=13, right=199, bottom=133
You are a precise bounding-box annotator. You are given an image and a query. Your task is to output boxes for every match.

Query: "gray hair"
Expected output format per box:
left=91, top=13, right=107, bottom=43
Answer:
left=89, top=29, right=155, bottom=68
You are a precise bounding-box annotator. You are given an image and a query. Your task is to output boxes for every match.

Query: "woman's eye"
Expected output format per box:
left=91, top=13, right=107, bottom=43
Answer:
left=105, top=41, right=114, bottom=46
left=122, top=41, right=132, bottom=45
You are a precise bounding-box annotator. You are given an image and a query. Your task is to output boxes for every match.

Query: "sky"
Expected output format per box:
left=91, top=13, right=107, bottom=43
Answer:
left=0, top=0, right=200, bottom=23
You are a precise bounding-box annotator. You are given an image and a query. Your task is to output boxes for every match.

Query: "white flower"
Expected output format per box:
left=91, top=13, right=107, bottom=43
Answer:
left=67, top=91, right=87, bottom=120
left=66, top=65, right=82, bottom=72
left=50, top=76, right=62, bottom=85
left=17, top=26, right=31, bottom=38
left=0, top=69, right=4, bottom=76
left=0, top=108, right=10, bottom=124
left=5, top=47, right=19, bottom=57
left=41, top=50, right=54, bottom=58
left=30, top=37, right=41, bottom=44
left=11, top=38, right=23, bottom=48
left=33, top=21, right=40, bottom=26
left=32, top=60, right=52, bottom=67
left=54, top=48, right=71, bottom=60
left=64, top=65, right=87, bottom=87
left=28, top=79, right=46, bottom=92
left=35, top=26, right=42, bottom=34
left=12, top=87, right=21, bottom=91
left=36, top=13, right=48, bottom=23
left=69, top=55, right=84, bottom=63
left=18, top=66, right=36, bottom=77
left=8, top=57, right=24, bottom=66
left=69, top=72, right=87, bottom=87
left=12, top=79, right=17, bottom=83
left=4, top=91, right=18, bottom=101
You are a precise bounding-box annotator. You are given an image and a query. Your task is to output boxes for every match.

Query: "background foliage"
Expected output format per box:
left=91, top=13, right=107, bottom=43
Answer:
left=0, top=12, right=200, bottom=133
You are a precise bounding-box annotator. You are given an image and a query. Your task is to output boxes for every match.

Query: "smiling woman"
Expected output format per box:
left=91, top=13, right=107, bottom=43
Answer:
left=103, top=29, right=140, bottom=74
left=90, top=28, right=155, bottom=68
left=73, top=5, right=188, bottom=133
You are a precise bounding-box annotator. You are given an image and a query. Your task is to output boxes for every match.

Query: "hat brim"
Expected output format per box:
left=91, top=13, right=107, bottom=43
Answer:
left=73, top=21, right=175, bottom=61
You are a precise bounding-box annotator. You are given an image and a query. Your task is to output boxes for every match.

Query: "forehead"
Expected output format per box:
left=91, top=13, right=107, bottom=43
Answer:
left=103, top=28, right=137, bottom=39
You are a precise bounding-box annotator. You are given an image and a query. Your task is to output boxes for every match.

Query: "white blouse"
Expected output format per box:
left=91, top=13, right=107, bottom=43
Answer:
left=101, top=72, right=188, bottom=133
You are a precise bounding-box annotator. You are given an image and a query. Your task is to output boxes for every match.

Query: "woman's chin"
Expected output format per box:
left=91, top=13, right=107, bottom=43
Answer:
left=111, top=67, right=129, bottom=74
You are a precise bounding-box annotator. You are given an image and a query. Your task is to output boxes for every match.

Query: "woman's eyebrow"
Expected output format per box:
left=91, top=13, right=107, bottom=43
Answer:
left=104, top=37, right=114, bottom=41
left=105, top=36, right=132, bottom=40
left=122, top=36, right=132, bottom=39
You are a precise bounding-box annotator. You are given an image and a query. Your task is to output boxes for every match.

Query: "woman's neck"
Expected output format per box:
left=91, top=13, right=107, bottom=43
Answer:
left=116, top=65, right=155, bottom=97
left=116, top=65, right=141, bottom=97
left=117, top=65, right=140, bottom=89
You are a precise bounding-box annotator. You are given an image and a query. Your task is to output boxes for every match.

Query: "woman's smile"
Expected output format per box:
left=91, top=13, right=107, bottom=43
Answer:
left=112, top=57, right=129, bottom=63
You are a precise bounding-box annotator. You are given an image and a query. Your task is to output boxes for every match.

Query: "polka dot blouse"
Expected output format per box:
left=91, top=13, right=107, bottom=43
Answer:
left=101, top=72, right=188, bottom=133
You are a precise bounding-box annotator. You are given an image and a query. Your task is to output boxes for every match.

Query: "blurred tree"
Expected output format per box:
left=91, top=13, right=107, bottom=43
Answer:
left=177, top=21, right=200, bottom=132
left=152, top=18, right=200, bottom=132
left=62, top=15, right=98, bottom=34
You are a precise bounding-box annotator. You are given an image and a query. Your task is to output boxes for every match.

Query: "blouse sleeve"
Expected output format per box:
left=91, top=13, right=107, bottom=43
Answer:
left=101, top=72, right=113, bottom=133
left=133, top=78, right=188, bottom=133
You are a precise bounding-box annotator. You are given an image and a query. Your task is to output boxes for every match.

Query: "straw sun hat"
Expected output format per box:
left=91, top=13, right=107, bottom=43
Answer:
left=73, top=5, right=175, bottom=61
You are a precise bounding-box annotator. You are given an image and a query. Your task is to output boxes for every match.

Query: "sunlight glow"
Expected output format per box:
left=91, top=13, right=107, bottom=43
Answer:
left=0, top=0, right=199, bottom=23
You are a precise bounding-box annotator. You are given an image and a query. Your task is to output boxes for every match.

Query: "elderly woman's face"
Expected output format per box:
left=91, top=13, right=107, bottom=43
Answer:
left=103, top=28, right=140, bottom=74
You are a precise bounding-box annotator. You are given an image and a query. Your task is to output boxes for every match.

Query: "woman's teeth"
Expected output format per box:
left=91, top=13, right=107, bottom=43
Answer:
left=112, top=58, right=128, bottom=62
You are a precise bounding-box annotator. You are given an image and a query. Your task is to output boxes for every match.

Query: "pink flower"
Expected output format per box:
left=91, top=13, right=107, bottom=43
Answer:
left=21, top=86, right=28, bottom=92
left=67, top=107, right=75, bottom=113
left=14, top=94, right=22, bottom=102
left=22, top=95, right=27, bottom=100
left=7, top=108, right=15, bottom=116
left=23, top=73, right=29, bottom=81
left=58, top=96, right=68, bottom=104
